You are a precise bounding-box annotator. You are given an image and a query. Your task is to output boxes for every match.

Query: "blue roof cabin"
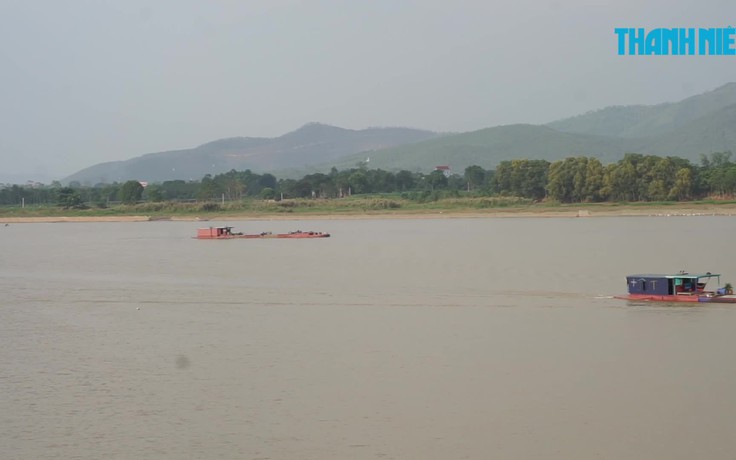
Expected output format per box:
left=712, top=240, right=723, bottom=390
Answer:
left=626, top=272, right=720, bottom=295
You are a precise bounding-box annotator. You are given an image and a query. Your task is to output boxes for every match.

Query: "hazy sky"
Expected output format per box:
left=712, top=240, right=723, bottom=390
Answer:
left=2, top=0, right=735, bottom=180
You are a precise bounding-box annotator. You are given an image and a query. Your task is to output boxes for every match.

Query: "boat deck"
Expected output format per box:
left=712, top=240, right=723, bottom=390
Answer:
left=616, top=293, right=736, bottom=303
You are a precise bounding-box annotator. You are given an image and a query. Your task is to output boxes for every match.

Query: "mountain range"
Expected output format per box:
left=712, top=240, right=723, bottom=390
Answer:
left=63, top=82, right=736, bottom=184
left=62, top=123, right=440, bottom=184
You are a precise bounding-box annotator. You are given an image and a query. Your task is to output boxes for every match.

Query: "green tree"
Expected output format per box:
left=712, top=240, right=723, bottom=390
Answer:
left=603, top=161, right=637, bottom=201
left=119, top=181, right=144, bottom=204
left=0, top=184, right=26, bottom=206
left=509, top=159, right=549, bottom=200
left=723, top=166, right=736, bottom=196
left=197, top=175, right=220, bottom=200
left=426, top=170, right=449, bottom=190
left=705, top=151, right=732, bottom=168
left=259, top=173, right=277, bottom=190
left=333, top=171, right=352, bottom=197
left=56, top=187, right=83, bottom=209
left=161, top=180, right=197, bottom=200
left=546, top=157, right=599, bottom=203
left=547, top=158, right=576, bottom=202
left=582, top=158, right=605, bottom=201
left=395, top=170, right=416, bottom=191
left=700, top=153, right=736, bottom=197
left=491, top=161, right=513, bottom=195
left=348, top=171, right=369, bottom=194
left=668, top=168, right=694, bottom=200
left=144, top=184, right=165, bottom=202
left=464, top=165, right=485, bottom=191
left=212, top=169, right=247, bottom=200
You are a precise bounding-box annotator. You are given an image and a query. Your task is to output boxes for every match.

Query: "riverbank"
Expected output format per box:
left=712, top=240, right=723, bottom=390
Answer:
left=2, top=202, right=736, bottom=223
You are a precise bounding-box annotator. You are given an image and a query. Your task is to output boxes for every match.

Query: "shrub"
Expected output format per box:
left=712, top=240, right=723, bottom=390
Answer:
left=199, top=203, right=220, bottom=212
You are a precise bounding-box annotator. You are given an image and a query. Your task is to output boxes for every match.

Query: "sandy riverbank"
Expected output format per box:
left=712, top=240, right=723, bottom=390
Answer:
left=2, top=203, right=736, bottom=223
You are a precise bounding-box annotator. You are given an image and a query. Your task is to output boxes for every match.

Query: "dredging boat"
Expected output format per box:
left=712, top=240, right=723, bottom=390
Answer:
left=615, top=271, right=736, bottom=303
left=195, top=226, right=330, bottom=239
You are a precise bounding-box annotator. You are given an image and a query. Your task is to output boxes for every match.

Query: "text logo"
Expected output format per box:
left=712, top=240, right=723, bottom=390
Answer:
left=615, top=28, right=736, bottom=55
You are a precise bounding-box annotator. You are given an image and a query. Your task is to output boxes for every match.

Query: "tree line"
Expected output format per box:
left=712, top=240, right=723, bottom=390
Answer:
left=493, top=152, right=736, bottom=202
left=1, top=152, right=735, bottom=208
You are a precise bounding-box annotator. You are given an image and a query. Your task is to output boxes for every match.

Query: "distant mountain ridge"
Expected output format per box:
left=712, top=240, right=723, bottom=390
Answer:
left=63, top=123, right=441, bottom=184
left=62, top=83, right=736, bottom=184
left=317, top=83, right=736, bottom=174
left=319, top=124, right=634, bottom=173
left=547, top=82, right=736, bottom=138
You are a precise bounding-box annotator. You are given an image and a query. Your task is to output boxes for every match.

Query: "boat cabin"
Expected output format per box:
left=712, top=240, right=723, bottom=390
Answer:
left=196, top=227, right=236, bottom=238
left=626, top=272, right=721, bottom=296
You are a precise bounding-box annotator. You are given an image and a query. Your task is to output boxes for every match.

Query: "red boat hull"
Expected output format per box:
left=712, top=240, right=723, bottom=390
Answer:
left=196, top=227, right=329, bottom=239
left=615, top=294, right=736, bottom=304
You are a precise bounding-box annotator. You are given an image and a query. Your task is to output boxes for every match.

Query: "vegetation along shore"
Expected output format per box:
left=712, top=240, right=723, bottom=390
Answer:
left=2, top=152, right=736, bottom=223
left=2, top=199, right=736, bottom=223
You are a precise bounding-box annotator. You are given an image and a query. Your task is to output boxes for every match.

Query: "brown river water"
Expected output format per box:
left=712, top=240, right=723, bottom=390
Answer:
left=2, top=216, right=736, bottom=459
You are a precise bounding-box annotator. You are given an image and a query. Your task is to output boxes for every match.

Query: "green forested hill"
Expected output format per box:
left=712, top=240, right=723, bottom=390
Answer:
left=300, top=96, right=736, bottom=176
left=547, top=82, right=736, bottom=138
left=308, top=124, right=633, bottom=175
left=62, top=83, right=736, bottom=184
left=62, top=123, right=440, bottom=184
left=632, top=103, right=736, bottom=157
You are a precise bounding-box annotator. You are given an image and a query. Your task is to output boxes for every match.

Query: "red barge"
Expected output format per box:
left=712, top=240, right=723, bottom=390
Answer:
left=196, top=226, right=330, bottom=239
left=616, top=271, right=736, bottom=303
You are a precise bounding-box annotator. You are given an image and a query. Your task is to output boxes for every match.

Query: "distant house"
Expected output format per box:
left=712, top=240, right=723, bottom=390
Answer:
left=139, top=181, right=148, bottom=188
left=434, top=165, right=451, bottom=177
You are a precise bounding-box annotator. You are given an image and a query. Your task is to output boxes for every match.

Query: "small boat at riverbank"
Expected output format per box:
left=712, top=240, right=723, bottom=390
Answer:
left=615, top=271, right=736, bottom=303
left=195, top=226, right=330, bottom=239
